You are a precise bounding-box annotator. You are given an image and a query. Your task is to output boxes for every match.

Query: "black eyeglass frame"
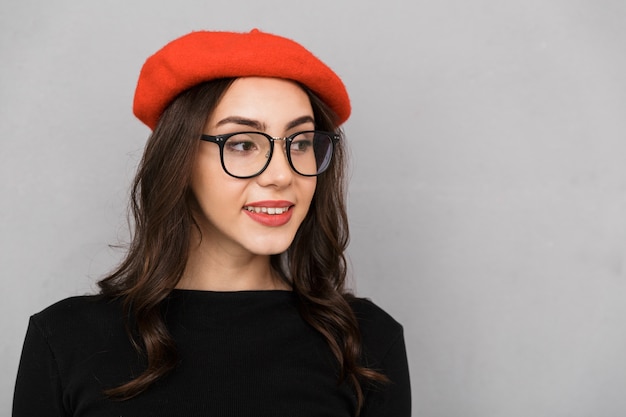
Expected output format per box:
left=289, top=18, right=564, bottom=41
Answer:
left=200, top=130, right=341, bottom=179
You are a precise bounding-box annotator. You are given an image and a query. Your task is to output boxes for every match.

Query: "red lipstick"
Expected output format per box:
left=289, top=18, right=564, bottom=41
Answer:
left=243, top=200, right=294, bottom=227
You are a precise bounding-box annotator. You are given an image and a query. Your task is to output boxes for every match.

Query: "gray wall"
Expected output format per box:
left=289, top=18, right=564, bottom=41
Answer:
left=2, top=0, right=625, bottom=415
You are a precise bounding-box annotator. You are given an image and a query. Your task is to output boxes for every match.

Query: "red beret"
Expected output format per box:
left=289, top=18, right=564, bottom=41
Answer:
left=133, top=29, right=351, bottom=130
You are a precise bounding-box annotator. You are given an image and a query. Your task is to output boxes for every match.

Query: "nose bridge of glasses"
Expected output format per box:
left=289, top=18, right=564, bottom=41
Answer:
left=268, top=136, right=290, bottom=157
left=267, top=136, right=290, bottom=163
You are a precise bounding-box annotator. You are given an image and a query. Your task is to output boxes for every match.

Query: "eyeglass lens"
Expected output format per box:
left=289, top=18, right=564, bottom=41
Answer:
left=222, top=132, right=333, bottom=177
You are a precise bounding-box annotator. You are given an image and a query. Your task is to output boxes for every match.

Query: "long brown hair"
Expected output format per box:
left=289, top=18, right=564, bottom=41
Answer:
left=98, top=78, right=386, bottom=413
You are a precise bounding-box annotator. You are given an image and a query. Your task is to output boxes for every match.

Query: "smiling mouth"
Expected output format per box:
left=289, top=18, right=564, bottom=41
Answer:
left=243, top=206, right=292, bottom=215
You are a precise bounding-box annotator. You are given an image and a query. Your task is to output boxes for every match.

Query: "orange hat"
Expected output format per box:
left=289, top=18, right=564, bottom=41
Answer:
left=133, top=29, right=351, bottom=130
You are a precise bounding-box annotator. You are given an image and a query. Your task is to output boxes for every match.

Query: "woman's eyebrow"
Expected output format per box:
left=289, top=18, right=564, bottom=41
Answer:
left=214, top=115, right=315, bottom=131
left=285, top=115, right=315, bottom=130
left=215, top=116, right=264, bottom=130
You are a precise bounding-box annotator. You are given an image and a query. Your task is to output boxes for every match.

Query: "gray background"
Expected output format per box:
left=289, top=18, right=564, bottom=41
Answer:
left=2, top=0, right=625, bottom=416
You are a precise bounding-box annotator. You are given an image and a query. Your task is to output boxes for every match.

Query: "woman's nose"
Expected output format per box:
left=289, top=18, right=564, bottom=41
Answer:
left=256, top=140, right=294, bottom=187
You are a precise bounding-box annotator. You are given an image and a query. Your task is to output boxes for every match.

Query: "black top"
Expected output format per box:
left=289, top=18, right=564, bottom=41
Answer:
left=13, top=290, right=411, bottom=416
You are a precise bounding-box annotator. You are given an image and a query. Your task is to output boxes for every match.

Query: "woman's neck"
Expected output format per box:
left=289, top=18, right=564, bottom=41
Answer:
left=177, top=233, right=290, bottom=292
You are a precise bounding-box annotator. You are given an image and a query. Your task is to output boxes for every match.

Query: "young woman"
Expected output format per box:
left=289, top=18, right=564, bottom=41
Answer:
left=13, top=29, right=411, bottom=416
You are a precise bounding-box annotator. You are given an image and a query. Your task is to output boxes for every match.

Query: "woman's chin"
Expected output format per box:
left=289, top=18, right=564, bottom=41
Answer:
left=244, top=236, right=295, bottom=257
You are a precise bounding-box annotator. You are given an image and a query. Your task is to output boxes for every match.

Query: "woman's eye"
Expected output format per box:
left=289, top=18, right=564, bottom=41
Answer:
left=227, top=140, right=257, bottom=152
left=291, top=139, right=313, bottom=153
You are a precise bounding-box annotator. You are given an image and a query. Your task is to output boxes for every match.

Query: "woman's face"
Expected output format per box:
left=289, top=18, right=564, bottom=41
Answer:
left=190, top=77, right=317, bottom=257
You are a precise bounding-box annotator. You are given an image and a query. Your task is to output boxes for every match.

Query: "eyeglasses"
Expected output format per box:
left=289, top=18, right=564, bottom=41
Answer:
left=200, top=131, right=340, bottom=179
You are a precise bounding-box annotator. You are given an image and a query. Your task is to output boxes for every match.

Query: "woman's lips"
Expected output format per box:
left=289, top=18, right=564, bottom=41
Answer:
left=243, top=200, right=294, bottom=227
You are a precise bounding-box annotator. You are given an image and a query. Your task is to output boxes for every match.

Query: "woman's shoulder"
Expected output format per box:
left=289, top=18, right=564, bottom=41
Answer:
left=350, top=297, right=403, bottom=332
left=349, top=297, right=405, bottom=358
left=34, top=293, right=120, bottom=317
left=30, top=294, right=123, bottom=337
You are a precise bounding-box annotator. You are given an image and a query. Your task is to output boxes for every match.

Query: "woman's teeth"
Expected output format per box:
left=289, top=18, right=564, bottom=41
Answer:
left=244, top=206, right=289, bottom=215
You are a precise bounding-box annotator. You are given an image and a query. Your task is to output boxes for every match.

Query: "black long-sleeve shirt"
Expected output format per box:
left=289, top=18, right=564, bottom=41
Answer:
left=13, top=290, right=410, bottom=416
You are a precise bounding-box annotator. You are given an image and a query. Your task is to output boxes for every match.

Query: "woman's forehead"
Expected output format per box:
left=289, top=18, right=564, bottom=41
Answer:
left=206, top=77, right=314, bottom=131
